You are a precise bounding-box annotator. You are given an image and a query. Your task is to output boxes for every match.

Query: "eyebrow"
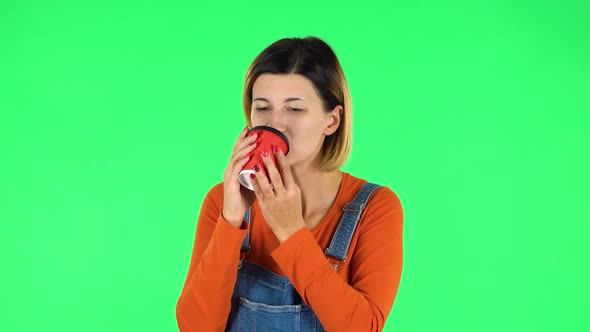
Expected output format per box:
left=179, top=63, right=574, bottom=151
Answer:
left=253, top=97, right=304, bottom=102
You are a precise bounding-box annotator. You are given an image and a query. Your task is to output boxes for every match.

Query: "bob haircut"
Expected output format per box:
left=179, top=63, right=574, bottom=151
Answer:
left=242, top=36, right=352, bottom=172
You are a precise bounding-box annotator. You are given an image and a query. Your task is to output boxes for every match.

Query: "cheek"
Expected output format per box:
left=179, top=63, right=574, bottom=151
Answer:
left=250, top=113, right=264, bottom=126
left=288, top=130, right=316, bottom=152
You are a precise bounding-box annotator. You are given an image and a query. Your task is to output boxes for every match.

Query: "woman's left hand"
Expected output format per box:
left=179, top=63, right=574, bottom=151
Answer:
left=250, top=145, right=306, bottom=243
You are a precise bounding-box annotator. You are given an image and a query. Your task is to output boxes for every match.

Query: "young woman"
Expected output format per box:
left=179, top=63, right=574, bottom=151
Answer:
left=176, top=36, right=404, bottom=332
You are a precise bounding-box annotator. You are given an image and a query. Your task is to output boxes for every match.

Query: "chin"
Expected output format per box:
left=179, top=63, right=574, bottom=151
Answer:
left=285, top=154, right=298, bottom=167
left=285, top=154, right=294, bottom=165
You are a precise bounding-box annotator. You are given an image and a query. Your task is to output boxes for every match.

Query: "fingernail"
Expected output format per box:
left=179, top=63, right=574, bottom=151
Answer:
left=261, top=150, right=269, bottom=158
left=250, top=173, right=255, bottom=179
left=254, top=164, right=260, bottom=172
left=272, top=145, right=278, bottom=153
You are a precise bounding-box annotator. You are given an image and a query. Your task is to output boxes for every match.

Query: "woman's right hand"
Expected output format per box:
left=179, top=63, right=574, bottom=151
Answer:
left=222, top=126, right=258, bottom=227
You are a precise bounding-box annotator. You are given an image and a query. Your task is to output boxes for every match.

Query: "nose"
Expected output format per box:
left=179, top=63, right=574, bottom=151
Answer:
left=266, top=111, right=287, bottom=132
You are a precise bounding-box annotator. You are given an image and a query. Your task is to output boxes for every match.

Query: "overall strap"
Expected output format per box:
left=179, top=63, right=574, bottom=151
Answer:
left=240, top=207, right=251, bottom=253
left=325, top=182, right=382, bottom=267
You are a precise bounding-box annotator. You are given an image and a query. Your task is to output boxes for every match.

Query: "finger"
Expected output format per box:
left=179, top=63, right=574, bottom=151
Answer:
left=250, top=169, right=273, bottom=200
left=261, top=148, right=285, bottom=193
left=226, top=139, right=256, bottom=181
left=273, top=146, right=293, bottom=189
left=233, top=139, right=257, bottom=163
left=233, top=133, right=257, bottom=155
left=249, top=173, right=263, bottom=198
left=225, top=153, right=250, bottom=184
left=232, top=126, right=255, bottom=150
left=229, top=134, right=257, bottom=167
left=254, top=163, right=274, bottom=199
left=232, top=126, right=248, bottom=148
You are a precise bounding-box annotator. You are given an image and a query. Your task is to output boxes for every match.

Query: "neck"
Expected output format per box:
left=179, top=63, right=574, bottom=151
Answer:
left=291, top=164, right=343, bottom=222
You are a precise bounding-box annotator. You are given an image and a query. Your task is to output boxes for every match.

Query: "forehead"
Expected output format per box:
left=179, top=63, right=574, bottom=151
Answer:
left=252, top=74, right=319, bottom=101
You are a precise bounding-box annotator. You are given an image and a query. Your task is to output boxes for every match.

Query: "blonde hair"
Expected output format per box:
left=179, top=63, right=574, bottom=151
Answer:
left=242, top=37, right=352, bottom=172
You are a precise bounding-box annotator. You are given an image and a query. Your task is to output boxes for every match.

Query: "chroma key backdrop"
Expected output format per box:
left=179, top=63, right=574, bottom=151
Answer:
left=1, top=0, right=588, bottom=331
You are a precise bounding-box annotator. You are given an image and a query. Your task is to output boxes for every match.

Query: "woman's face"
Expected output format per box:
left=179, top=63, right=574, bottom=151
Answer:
left=250, top=73, right=341, bottom=169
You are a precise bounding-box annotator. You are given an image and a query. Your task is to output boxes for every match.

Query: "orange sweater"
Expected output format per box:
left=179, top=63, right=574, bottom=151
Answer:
left=176, top=172, right=404, bottom=331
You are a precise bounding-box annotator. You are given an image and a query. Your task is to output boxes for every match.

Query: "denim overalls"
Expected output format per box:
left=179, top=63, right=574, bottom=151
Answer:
left=225, top=182, right=382, bottom=332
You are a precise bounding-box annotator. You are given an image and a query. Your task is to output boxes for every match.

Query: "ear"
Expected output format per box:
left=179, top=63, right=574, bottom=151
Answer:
left=324, top=105, right=343, bottom=136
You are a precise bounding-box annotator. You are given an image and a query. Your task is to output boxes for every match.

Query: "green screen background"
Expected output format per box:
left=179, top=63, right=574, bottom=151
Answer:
left=2, top=0, right=588, bottom=331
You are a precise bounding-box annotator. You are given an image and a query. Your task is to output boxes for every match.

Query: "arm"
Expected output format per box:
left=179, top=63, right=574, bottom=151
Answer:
left=270, top=187, right=404, bottom=331
left=176, top=184, right=249, bottom=332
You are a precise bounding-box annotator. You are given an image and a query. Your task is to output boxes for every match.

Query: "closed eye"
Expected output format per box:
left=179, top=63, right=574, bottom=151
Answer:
left=255, top=107, right=304, bottom=112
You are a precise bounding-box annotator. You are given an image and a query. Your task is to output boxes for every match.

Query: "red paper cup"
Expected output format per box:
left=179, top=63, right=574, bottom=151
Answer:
left=239, top=126, right=290, bottom=190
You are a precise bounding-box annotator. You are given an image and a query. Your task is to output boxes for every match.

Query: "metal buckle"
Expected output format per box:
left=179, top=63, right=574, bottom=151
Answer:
left=343, top=204, right=362, bottom=212
left=238, top=247, right=251, bottom=270
left=324, top=249, right=346, bottom=271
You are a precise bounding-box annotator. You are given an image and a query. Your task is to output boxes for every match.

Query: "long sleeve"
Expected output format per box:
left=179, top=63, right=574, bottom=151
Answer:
left=176, top=184, right=249, bottom=332
left=270, top=187, right=404, bottom=331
